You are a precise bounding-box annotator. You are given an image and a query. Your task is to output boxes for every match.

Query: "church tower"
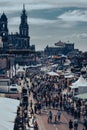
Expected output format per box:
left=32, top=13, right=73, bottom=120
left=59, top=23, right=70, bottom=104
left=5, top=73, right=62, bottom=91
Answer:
left=19, top=4, right=30, bottom=48
left=0, top=12, right=8, bottom=42
left=19, top=4, right=29, bottom=36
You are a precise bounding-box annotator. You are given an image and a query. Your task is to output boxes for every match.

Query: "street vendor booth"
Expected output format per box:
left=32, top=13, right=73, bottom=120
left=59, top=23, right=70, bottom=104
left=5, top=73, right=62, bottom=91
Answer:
left=75, top=93, right=87, bottom=100
left=69, top=75, right=87, bottom=95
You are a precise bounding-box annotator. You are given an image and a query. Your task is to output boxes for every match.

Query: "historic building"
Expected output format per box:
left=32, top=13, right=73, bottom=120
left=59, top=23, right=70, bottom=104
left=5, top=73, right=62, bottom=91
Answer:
left=0, top=5, right=36, bottom=68
left=44, top=40, right=74, bottom=56
left=0, top=5, right=35, bottom=51
left=0, top=5, right=36, bottom=78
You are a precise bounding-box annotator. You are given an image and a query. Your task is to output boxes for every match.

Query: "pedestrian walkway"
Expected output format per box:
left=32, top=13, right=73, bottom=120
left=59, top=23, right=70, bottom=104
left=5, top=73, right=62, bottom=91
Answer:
left=14, top=76, right=85, bottom=130
left=27, top=77, right=85, bottom=130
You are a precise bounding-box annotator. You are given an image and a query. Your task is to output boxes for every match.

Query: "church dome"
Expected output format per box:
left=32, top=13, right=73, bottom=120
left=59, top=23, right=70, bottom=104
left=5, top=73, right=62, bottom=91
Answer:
left=1, top=13, right=7, bottom=21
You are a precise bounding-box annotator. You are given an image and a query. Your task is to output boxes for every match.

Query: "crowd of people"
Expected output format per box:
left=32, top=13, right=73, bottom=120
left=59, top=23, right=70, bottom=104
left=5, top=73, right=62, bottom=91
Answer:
left=13, top=66, right=87, bottom=130
left=13, top=78, right=39, bottom=130
left=27, top=68, right=87, bottom=130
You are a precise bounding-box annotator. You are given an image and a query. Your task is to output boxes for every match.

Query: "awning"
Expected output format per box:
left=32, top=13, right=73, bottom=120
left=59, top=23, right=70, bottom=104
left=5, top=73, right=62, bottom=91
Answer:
left=0, top=97, right=19, bottom=130
left=47, top=71, right=59, bottom=76
left=75, top=93, right=87, bottom=100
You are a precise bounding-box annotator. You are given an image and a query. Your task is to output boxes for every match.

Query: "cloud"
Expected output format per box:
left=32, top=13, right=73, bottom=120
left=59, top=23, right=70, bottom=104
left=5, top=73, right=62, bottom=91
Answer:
left=8, top=17, right=20, bottom=26
left=29, top=18, right=56, bottom=25
left=0, top=3, right=57, bottom=13
left=1, top=0, right=87, bottom=13
left=8, top=17, right=20, bottom=32
left=58, top=10, right=87, bottom=22
left=8, top=16, right=56, bottom=26
left=77, top=33, right=87, bottom=39
left=54, top=0, right=87, bottom=8
left=63, top=33, right=87, bottom=40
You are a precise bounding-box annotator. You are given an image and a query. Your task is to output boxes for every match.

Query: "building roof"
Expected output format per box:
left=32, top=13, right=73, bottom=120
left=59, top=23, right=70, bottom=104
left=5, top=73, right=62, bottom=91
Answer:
left=0, top=97, right=19, bottom=130
left=0, top=13, right=7, bottom=21
left=54, top=40, right=65, bottom=47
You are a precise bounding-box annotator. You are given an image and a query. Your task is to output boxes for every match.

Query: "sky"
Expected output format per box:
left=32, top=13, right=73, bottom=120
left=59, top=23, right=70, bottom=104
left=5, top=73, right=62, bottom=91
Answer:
left=0, top=0, right=87, bottom=51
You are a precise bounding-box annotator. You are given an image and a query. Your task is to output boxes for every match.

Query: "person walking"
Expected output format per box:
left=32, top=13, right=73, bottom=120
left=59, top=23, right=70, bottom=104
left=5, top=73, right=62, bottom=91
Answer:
left=57, top=110, right=61, bottom=122
left=34, top=120, right=38, bottom=130
left=83, top=117, right=87, bottom=130
left=48, top=110, right=52, bottom=123
left=74, top=119, right=78, bottom=130
left=34, top=104, right=37, bottom=114
left=30, top=100, right=33, bottom=108
left=54, top=114, right=57, bottom=124
left=74, top=109, right=78, bottom=119
left=69, top=119, right=73, bottom=130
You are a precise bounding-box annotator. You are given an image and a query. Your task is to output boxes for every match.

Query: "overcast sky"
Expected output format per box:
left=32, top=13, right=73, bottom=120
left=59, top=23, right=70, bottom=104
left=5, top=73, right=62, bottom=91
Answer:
left=0, top=0, right=87, bottom=51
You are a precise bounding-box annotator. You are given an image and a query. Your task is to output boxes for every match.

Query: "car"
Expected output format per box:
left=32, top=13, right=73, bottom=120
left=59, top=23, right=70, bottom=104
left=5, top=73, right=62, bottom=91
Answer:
left=9, top=88, right=18, bottom=93
left=9, top=84, right=21, bottom=93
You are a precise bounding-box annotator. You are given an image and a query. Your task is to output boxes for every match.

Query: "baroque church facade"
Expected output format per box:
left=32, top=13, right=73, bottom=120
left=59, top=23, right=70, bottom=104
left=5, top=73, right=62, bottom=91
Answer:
left=0, top=5, right=35, bottom=51
left=0, top=5, right=36, bottom=72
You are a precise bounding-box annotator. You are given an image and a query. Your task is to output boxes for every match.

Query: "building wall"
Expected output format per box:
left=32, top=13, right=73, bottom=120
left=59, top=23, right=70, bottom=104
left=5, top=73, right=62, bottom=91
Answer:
left=44, top=42, right=74, bottom=56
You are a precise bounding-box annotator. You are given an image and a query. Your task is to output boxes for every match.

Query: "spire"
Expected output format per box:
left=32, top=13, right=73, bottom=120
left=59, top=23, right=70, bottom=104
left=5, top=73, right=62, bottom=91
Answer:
left=23, top=4, right=25, bottom=11
left=22, top=3, right=26, bottom=16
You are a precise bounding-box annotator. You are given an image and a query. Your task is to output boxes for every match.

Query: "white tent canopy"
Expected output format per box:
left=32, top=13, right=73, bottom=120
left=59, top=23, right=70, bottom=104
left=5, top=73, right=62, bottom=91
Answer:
left=41, top=66, right=51, bottom=72
left=0, top=97, right=19, bottom=130
left=72, top=75, right=87, bottom=87
left=70, top=75, right=87, bottom=95
left=16, top=68, right=25, bottom=73
left=47, top=71, right=59, bottom=76
left=75, top=93, right=87, bottom=100
left=64, top=73, right=74, bottom=79
left=70, top=85, right=78, bottom=89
